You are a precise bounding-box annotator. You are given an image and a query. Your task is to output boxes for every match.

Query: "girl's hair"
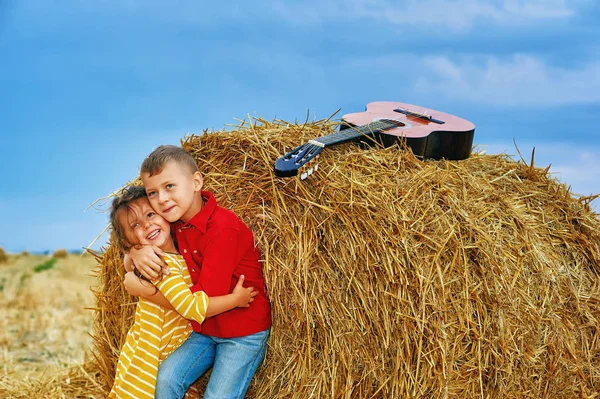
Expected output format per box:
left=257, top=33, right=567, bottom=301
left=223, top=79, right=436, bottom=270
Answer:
left=109, top=185, right=157, bottom=289
left=109, top=185, right=148, bottom=251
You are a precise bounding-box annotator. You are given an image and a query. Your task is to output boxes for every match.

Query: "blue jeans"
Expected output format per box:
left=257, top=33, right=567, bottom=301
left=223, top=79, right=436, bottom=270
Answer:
left=155, top=329, right=270, bottom=399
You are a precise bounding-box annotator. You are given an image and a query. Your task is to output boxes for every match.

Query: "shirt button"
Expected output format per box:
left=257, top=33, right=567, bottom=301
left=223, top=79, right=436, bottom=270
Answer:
left=183, top=249, right=187, bottom=253
left=178, top=229, right=182, bottom=233
left=193, top=250, right=197, bottom=254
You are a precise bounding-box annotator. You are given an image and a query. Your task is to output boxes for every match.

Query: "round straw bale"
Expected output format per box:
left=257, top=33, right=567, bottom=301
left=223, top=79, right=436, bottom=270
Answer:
left=0, top=247, right=8, bottom=263
left=53, top=248, right=68, bottom=258
left=89, top=118, right=600, bottom=398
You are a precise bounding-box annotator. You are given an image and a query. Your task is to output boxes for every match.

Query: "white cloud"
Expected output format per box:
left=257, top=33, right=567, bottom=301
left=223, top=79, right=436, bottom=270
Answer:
left=501, top=0, right=575, bottom=18
left=416, top=54, right=600, bottom=105
left=8, top=0, right=588, bottom=34
left=270, top=0, right=580, bottom=29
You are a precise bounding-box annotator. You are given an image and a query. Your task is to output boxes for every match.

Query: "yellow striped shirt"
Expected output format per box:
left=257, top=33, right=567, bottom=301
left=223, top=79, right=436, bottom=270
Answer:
left=109, top=253, right=208, bottom=399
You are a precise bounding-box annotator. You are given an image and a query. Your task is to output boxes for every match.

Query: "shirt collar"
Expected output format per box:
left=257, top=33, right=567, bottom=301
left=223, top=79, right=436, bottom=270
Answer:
left=174, top=191, right=216, bottom=233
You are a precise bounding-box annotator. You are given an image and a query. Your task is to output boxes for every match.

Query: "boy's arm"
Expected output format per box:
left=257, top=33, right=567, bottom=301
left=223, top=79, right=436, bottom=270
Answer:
left=127, top=245, right=170, bottom=280
left=155, top=268, right=256, bottom=323
left=205, top=275, right=257, bottom=317
left=123, top=272, right=175, bottom=311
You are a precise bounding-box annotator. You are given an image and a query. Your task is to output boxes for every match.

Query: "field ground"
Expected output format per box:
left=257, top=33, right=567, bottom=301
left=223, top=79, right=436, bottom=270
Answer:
left=0, top=253, right=97, bottom=387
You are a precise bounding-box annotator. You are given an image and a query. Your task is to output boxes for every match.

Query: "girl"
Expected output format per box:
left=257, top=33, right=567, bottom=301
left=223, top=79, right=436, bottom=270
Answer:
left=108, top=186, right=256, bottom=399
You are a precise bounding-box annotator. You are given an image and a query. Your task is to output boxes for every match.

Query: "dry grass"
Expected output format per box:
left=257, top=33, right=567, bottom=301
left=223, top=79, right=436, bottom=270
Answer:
left=0, top=253, right=102, bottom=397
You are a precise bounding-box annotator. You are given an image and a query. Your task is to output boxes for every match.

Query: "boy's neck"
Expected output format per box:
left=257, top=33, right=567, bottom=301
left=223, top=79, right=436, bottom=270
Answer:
left=180, top=191, right=205, bottom=223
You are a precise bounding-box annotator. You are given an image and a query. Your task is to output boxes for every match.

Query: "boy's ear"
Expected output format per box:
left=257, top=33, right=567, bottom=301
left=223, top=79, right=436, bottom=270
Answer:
left=192, top=171, right=203, bottom=192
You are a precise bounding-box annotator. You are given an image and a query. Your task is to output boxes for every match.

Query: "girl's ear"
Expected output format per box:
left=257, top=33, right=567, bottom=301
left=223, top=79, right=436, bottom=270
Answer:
left=192, top=171, right=203, bottom=192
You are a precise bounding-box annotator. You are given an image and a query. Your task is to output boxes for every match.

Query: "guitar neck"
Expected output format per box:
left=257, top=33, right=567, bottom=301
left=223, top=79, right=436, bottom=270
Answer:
left=315, top=120, right=397, bottom=147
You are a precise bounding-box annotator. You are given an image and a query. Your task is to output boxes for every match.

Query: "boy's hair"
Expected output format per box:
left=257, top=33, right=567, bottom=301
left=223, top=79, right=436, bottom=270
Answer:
left=140, top=145, right=199, bottom=177
left=109, top=185, right=148, bottom=251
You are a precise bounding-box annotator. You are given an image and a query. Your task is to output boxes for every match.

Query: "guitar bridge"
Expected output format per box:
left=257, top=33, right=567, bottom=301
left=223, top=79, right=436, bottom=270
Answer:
left=394, top=108, right=445, bottom=124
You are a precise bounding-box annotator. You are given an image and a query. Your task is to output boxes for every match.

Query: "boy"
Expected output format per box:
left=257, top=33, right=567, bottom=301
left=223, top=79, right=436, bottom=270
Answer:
left=125, top=145, right=272, bottom=399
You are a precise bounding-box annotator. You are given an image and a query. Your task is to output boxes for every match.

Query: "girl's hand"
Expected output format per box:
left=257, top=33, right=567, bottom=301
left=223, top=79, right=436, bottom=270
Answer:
left=129, top=245, right=169, bottom=281
left=123, top=271, right=147, bottom=297
left=232, top=274, right=258, bottom=308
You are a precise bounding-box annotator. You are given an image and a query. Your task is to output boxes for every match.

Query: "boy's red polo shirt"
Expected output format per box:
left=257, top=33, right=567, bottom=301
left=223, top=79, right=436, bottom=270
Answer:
left=172, top=191, right=272, bottom=338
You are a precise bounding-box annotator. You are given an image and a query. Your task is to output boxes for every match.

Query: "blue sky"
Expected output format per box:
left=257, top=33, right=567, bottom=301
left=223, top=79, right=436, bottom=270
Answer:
left=1, top=0, right=599, bottom=253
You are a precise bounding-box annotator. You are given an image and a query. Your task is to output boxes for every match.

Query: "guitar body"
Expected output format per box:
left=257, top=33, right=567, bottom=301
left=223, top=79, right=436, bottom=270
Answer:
left=341, top=101, right=475, bottom=161
left=274, top=101, right=475, bottom=177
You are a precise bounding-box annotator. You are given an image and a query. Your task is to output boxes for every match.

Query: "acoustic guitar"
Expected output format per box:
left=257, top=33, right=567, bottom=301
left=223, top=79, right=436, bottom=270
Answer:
left=274, top=101, right=475, bottom=178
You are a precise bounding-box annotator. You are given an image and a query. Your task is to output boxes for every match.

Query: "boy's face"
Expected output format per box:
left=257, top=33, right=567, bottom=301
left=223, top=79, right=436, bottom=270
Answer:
left=117, top=197, right=176, bottom=252
left=141, top=160, right=204, bottom=223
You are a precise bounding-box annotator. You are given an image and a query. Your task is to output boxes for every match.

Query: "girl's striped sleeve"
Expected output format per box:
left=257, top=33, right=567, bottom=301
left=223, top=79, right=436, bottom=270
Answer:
left=154, top=263, right=209, bottom=324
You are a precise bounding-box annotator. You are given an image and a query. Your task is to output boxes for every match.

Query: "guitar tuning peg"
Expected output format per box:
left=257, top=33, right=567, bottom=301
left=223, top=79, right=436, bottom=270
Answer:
left=299, top=164, right=319, bottom=181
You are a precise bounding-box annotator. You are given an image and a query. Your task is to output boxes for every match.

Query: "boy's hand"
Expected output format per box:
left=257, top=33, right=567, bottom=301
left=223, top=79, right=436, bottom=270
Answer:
left=129, top=245, right=169, bottom=281
left=123, top=271, right=147, bottom=297
left=123, top=253, right=135, bottom=273
left=232, top=274, right=258, bottom=308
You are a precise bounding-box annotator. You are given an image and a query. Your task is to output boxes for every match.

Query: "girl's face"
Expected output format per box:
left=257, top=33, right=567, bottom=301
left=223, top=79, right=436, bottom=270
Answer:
left=117, top=197, right=176, bottom=252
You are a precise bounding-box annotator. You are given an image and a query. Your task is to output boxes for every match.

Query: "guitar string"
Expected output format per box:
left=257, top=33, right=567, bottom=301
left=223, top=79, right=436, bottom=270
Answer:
left=317, top=120, right=399, bottom=146
left=283, top=118, right=407, bottom=167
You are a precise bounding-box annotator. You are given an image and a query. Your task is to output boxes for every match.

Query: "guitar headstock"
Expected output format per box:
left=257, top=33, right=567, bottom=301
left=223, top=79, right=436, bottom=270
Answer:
left=274, top=141, right=324, bottom=178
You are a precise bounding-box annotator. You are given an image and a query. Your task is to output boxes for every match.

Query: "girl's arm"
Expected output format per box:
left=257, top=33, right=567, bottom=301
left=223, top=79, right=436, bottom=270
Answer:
left=154, top=268, right=257, bottom=323
left=123, top=272, right=175, bottom=311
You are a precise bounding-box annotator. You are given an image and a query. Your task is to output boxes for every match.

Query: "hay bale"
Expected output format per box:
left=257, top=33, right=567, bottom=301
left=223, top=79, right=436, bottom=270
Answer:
left=0, top=247, right=7, bottom=263
left=89, top=118, right=600, bottom=398
left=53, top=248, right=68, bottom=258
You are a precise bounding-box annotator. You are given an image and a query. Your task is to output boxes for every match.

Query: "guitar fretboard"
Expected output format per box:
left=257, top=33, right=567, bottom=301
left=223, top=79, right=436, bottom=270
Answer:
left=315, top=120, right=399, bottom=147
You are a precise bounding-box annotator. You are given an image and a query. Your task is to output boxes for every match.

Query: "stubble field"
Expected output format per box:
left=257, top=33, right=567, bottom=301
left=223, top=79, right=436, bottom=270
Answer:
left=0, top=253, right=99, bottom=396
